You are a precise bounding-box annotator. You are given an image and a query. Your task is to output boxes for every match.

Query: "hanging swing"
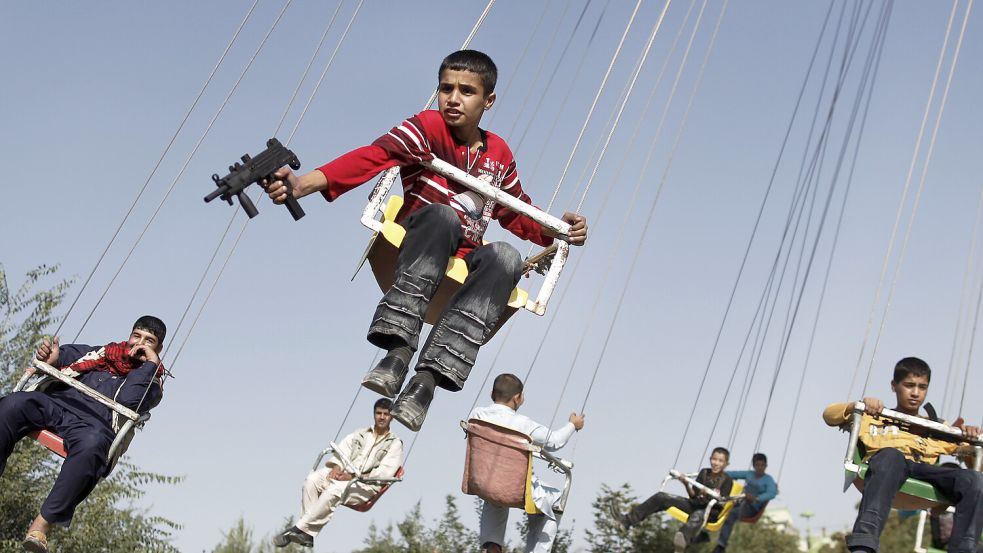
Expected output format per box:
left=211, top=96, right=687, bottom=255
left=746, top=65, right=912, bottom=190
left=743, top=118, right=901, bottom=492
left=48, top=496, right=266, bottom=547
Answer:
left=308, top=440, right=405, bottom=513
left=13, top=359, right=157, bottom=475
left=358, top=157, right=571, bottom=332
left=840, top=402, right=983, bottom=510
left=459, top=418, right=573, bottom=514
left=660, top=469, right=745, bottom=533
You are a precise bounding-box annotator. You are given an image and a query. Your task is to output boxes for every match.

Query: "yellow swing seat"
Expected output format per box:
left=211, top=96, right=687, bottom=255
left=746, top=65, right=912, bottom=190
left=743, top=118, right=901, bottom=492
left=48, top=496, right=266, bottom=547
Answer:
left=365, top=196, right=528, bottom=330
left=666, top=480, right=744, bottom=532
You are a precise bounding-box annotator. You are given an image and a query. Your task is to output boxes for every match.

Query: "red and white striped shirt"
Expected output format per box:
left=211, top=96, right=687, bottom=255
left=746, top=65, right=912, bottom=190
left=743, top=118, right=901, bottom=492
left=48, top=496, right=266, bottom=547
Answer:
left=316, top=110, right=553, bottom=256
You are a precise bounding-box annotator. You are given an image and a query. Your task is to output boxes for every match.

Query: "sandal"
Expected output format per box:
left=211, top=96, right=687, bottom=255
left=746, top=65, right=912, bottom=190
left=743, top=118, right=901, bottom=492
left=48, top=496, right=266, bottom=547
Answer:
left=23, top=530, right=48, bottom=553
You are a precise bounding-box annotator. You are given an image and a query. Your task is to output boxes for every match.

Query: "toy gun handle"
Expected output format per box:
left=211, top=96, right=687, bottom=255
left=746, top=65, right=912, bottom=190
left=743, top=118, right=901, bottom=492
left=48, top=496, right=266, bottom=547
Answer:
left=283, top=186, right=304, bottom=221
left=238, top=191, right=259, bottom=219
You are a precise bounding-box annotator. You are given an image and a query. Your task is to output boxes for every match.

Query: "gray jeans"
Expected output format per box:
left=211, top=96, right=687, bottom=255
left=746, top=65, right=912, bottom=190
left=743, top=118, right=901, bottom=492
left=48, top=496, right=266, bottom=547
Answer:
left=367, top=204, right=523, bottom=391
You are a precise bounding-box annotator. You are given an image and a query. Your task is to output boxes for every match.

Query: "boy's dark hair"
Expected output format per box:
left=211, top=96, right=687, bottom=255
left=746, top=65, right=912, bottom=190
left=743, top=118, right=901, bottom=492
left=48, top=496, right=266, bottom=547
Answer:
left=439, top=50, right=498, bottom=93
left=374, top=398, right=393, bottom=412
left=491, top=373, right=523, bottom=402
left=711, top=446, right=730, bottom=460
left=133, top=315, right=166, bottom=343
left=752, top=452, right=767, bottom=465
left=893, top=357, right=931, bottom=383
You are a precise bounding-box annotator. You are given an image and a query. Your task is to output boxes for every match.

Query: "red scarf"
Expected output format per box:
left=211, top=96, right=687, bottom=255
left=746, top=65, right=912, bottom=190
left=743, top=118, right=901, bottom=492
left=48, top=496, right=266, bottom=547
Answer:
left=66, top=341, right=165, bottom=377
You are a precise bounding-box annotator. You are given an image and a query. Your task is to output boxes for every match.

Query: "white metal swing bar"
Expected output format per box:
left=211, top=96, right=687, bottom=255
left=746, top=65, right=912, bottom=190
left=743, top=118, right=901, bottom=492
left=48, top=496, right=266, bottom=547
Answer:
left=361, top=157, right=572, bottom=316
left=311, top=441, right=404, bottom=486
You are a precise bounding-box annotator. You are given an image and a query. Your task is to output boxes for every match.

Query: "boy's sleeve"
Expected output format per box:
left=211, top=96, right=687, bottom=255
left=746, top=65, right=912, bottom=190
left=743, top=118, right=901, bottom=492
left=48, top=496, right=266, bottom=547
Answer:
left=492, top=160, right=555, bottom=247
left=758, top=476, right=778, bottom=502
left=54, top=344, right=96, bottom=368
left=115, top=362, right=163, bottom=413
left=725, top=470, right=750, bottom=480
left=823, top=402, right=853, bottom=427
left=316, top=112, right=436, bottom=202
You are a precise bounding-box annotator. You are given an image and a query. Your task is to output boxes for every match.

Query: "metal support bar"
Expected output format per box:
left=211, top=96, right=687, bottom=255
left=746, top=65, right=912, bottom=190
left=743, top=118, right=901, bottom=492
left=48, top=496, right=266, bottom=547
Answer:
left=31, top=359, right=140, bottom=422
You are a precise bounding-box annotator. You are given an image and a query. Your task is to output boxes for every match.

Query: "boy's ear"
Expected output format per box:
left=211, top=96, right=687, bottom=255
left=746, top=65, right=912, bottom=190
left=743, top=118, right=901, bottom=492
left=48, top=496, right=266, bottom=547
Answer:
left=484, top=91, right=496, bottom=111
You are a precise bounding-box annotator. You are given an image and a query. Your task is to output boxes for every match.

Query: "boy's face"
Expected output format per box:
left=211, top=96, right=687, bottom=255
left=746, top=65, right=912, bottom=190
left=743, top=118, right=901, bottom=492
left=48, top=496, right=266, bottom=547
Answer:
left=437, top=69, right=495, bottom=134
left=752, top=459, right=767, bottom=477
left=891, top=373, right=930, bottom=413
left=709, top=452, right=729, bottom=474
left=127, top=328, right=162, bottom=353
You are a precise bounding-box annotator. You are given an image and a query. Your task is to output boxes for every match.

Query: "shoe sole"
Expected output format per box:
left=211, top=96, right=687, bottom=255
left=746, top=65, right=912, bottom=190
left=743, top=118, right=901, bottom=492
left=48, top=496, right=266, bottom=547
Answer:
left=361, top=375, right=400, bottom=398
left=673, top=531, right=687, bottom=552
left=22, top=539, right=47, bottom=553
left=392, top=402, right=426, bottom=432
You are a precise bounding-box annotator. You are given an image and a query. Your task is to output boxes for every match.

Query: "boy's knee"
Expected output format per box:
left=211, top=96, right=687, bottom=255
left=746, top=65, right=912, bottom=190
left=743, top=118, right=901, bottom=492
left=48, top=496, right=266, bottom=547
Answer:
left=869, top=447, right=905, bottom=468
left=485, top=242, right=523, bottom=275
left=66, top=433, right=111, bottom=460
left=420, top=203, right=460, bottom=227
left=956, top=469, right=983, bottom=499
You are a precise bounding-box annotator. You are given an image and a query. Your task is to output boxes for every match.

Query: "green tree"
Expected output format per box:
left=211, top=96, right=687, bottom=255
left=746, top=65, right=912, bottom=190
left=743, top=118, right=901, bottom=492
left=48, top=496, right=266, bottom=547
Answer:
left=722, top=518, right=801, bottom=552
left=586, top=483, right=681, bottom=553
left=211, top=516, right=306, bottom=553
left=0, top=264, right=182, bottom=552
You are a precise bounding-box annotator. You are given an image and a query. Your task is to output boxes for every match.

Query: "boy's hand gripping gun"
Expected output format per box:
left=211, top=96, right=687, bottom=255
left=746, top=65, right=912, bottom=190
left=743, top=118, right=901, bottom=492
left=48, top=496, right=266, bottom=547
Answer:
left=205, top=138, right=305, bottom=220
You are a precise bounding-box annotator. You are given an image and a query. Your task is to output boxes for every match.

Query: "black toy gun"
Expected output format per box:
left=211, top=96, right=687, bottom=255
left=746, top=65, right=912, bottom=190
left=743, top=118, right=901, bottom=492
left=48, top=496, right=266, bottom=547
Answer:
left=204, top=138, right=305, bottom=220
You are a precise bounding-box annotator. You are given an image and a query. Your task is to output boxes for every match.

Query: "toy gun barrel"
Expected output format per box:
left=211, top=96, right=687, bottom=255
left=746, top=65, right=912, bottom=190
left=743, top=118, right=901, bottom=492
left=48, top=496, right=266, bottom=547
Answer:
left=204, top=138, right=305, bottom=221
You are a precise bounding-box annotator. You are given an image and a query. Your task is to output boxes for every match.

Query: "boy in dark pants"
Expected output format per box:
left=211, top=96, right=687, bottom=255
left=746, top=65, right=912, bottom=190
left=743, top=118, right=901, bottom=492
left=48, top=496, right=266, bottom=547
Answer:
left=264, top=50, right=588, bottom=431
left=824, top=357, right=983, bottom=553
left=0, top=316, right=166, bottom=553
left=610, top=447, right=734, bottom=552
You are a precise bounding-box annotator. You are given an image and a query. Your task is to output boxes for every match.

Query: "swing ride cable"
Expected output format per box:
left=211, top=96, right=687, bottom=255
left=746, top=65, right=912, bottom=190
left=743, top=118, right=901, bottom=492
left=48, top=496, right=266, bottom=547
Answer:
left=70, top=0, right=298, bottom=344
left=958, top=264, right=983, bottom=416
left=941, top=183, right=983, bottom=414
left=579, top=0, right=729, bottom=419
left=723, top=1, right=879, bottom=456
left=750, top=3, right=886, bottom=456
left=51, top=1, right=261, bottom=338
left=744, top=0, right=874, bottom=447
left=516, top=0, right=608, bottom=159
left=667, top=0, right=838, bottom=469
left=514, top=0, right=702, bottom=388
left=164, top=0, right=353, bottom=360
left=508, top=0, right=596, bottom=155
left=541, top=0, right=644, bottom=213
left=541, top=0, right=702, bottom=432
left=488, top=0, right=567, bottom=130
left=776, top=3, right=891, bottom=481
left=849, top=0, right=963, bottom=398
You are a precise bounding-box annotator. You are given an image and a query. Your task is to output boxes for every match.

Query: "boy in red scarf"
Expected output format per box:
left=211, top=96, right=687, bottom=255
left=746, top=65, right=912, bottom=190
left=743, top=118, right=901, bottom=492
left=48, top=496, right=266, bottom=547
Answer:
left=0, top=315, right=166, bottom=553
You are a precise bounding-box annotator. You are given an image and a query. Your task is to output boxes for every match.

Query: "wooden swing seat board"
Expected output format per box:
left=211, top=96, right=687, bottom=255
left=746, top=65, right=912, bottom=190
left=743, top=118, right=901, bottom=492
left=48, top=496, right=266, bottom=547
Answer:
left=461, top=419, right=541, bottom=515
left=666, top=481, right=744, bottom=533
left=346, top=466, right=406, bottom=513
left=365, top=196, right=528, bottom=329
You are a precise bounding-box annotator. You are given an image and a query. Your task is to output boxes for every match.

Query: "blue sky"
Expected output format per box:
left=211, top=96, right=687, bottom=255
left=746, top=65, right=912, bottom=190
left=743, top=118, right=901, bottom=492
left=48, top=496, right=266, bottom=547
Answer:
left=3, top=1, right=983, bottom=551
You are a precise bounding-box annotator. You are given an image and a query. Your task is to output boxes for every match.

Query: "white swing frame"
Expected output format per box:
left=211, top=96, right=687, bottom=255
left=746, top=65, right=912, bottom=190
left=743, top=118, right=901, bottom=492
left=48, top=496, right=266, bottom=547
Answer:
left=361, top=158, right=572, bottom=316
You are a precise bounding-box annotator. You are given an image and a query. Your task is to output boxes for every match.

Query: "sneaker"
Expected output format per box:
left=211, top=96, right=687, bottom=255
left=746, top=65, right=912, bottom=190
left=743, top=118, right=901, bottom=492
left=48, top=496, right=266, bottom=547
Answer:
left=273, top=526, right=313, bottom=548
left=712, top=546, right=726, bottom=553
left=362, top=347, right=411, bottom=398
left=673, top=530, right=687, bottom=552
left=607, top=499, right=631, bottom=531
left=22, top=530, right=48, bottom=553
left=692, top=530, right=710, bottom=544
left=391, top=374, right=435, bottom=432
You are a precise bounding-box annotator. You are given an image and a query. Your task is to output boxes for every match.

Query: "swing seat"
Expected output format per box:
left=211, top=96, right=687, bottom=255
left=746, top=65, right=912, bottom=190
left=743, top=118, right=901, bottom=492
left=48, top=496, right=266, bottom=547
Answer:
left=846, top=443, right=950, bottom=510
left=364, top=196, right=527, bottom=329
left=666, top=481, right=744, bottom=532
left=460, top=419, right=541, bottom=514
left=15, top=360, right=151, bottom=474
left=739, top=500, right=769, bottom=523
left=28, top=430, right=67, bottom=458
left=839, top=403, right=981, bottom=511
left=346, top=466, right=406, bottom=513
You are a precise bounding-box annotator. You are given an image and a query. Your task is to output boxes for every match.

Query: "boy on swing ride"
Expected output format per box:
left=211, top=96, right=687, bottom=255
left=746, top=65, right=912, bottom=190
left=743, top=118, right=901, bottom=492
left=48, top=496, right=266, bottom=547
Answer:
left=263, top=50, right=588, bottom=432
left=824, top=356, right=983, bottom=553
left=0, top=316, right=166, bottom=553
left=610, top=446, right=735, bottom=552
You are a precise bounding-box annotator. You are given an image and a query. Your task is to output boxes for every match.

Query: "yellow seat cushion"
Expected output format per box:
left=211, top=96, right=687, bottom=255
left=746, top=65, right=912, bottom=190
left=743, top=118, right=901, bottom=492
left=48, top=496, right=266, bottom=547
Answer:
left=666, top=481, right=744, bottom=532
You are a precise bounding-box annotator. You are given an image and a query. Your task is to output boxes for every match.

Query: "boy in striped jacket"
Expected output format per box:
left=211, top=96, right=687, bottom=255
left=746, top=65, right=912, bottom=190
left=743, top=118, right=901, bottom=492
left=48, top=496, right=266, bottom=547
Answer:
left=264, top=50, right=588, bottom=432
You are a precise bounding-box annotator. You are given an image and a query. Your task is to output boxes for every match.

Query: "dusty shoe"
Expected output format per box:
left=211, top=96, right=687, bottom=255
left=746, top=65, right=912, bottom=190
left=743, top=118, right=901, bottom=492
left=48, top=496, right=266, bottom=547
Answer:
left=273, top=526, right=312, bottom=548
left=673, top=530, right=688, bottom=552
left=362, top=347, right=411, bottom=398
left=22, top=530, right=48, bottom=553
left=391, top=374, right=435, bottom=432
